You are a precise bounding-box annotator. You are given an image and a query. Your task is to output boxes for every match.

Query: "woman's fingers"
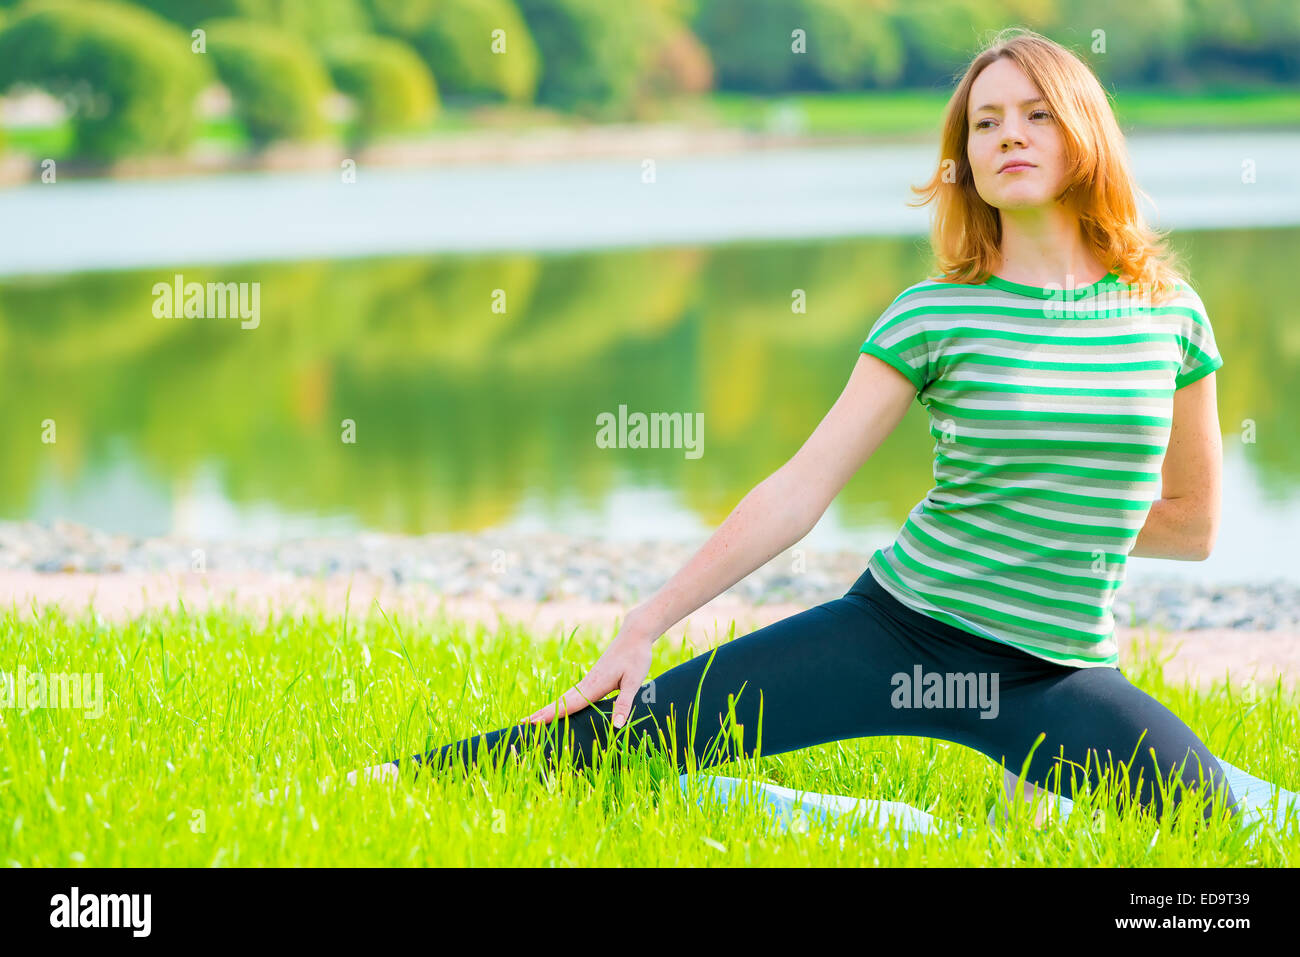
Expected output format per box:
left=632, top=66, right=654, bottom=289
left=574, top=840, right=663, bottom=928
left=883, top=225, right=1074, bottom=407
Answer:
left=611, top=643, right=653, bottom=729
left=611, top=673, right=643, bottom=729
left=522, top=672, right=610, bottom=725
left=519, top=633, right=652, bottom=726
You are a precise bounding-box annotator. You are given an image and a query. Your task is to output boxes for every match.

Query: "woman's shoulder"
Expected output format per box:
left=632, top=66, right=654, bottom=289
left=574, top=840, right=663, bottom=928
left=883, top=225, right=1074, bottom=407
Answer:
left=887, top=274, right=973, bottom=307
left=1136, top=274, right=1210, bottom=323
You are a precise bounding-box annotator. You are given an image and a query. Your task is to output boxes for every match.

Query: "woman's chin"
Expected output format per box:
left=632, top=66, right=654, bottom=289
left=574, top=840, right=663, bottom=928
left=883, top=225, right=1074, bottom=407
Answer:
left=990, top=191, right=1057, bottom=212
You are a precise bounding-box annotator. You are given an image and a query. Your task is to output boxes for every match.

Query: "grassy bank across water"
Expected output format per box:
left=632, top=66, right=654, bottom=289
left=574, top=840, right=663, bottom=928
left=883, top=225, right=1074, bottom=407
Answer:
left=707, top=87, right=1300, bottom=136
left=3, top=87, right=1297, bottom=167
left=1, top=602, right=1295, bottom=866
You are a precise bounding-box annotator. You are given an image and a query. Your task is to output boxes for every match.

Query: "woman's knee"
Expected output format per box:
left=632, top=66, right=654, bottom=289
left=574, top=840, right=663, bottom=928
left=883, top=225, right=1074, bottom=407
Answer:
left=1164, top=749, right=1240, bottom=823
left=1040, top=670, right=1235, bottom=815
left=1079, top=744, right=1237, bottom=824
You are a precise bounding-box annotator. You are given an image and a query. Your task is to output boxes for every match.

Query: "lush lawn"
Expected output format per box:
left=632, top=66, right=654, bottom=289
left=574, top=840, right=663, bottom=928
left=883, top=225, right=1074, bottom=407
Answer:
left=0, top=601, right=1294, bottom=866
left=706, top=87, right=1300, bottom=136
left=0, top=111, right=485, bottom=159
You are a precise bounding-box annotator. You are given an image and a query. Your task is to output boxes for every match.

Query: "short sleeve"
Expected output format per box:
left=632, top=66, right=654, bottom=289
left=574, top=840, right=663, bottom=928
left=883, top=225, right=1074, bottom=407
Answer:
left=1174, top=287, right=1224, bottom=389
left=859, top=292, right=934, bottom=393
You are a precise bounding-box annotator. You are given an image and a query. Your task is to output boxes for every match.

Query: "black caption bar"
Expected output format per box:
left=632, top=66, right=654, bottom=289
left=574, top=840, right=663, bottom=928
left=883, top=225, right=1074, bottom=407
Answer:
left=0, top=866, right=1282, bottom=944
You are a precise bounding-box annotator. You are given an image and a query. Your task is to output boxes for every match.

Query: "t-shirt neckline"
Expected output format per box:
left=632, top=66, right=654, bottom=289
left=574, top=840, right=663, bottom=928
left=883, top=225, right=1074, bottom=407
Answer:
left=983, top=270, right=1120, bottom=299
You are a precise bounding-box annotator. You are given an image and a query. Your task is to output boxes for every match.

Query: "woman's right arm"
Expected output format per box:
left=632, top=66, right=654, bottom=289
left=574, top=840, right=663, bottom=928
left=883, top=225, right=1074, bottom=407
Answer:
left=521, top=353, right=919, bottom=728
left=624, top=352, right=919, bottom=643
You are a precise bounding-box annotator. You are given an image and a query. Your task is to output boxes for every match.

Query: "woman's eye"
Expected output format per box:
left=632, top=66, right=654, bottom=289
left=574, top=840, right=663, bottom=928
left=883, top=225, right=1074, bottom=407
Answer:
left=1031, top=110, right=1051, bottom=120
left=975, top=118, right=993, bottom=129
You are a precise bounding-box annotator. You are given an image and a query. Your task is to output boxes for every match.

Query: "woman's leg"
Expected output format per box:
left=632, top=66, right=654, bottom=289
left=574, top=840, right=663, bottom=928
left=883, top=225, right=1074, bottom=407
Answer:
left=946, top=663, right=1242, bottom=827
left=828, top=568, right=1247, bottom=829
left=390, top=593, right=945, bottom=780
left=370, top=564, right=1243, bottom=836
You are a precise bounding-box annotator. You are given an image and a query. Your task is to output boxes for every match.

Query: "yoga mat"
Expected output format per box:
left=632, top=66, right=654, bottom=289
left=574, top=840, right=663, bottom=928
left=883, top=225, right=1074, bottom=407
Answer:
left=678, top=757, right=1300, bottom=847
left=677, top=772, right=963, bottom=850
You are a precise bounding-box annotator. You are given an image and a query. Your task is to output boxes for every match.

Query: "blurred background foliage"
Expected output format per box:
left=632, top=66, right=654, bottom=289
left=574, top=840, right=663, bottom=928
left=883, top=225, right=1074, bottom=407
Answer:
left=0, top=0, right=1296, bottom=160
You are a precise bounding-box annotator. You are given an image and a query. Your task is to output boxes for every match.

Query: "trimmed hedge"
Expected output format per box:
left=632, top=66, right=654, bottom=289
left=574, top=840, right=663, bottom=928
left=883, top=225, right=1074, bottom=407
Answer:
left=321, top=34, right=438, bottom=139
left=200, top=17, right=332, bottom=145
left=0, top=0, right=208, bottom=160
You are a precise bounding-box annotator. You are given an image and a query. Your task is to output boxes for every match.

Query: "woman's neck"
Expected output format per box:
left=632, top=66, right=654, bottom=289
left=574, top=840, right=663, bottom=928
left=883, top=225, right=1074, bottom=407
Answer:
left=995, top=205, right=1109, bottom=288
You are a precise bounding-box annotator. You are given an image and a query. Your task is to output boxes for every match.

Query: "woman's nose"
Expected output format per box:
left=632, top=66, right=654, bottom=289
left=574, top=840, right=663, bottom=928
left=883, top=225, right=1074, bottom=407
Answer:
left=1000, top=125, right=1027, bottom=150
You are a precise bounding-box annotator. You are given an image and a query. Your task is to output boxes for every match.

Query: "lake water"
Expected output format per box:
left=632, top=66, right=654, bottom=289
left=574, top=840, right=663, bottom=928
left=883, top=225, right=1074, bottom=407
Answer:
left=2, top=132, right=1298, bottom=275
left=2, top=133, right=1298, bottom=585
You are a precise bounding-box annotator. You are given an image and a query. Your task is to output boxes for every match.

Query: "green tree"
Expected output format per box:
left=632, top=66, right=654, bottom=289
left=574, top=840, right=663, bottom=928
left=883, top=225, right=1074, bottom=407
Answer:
left=512, top=0, right=656, bottom=115
left=694, top=0, right=902, bottom=92
left=201, top=17, right=333, bottom=145
left=1031, top=0, right=1188, bottom=85
left=0, top=0, right=208, bottom=161
left=321, top=34, right=438, bottom=141
left=365, top=0, right=540, bottom=104
left=137, top=0, right=371, bottom=41
left=1181, top=0, right=1300, bottom=83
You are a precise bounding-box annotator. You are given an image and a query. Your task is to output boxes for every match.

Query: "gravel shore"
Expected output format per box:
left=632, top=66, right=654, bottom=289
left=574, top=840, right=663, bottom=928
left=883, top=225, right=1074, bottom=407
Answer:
left=2, top=519, right=1297, bottom=633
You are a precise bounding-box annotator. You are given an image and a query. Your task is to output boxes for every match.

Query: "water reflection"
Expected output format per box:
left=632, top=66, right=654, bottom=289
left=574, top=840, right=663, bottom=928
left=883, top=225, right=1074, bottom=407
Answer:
left=3, top=227, right=1298, bottom=582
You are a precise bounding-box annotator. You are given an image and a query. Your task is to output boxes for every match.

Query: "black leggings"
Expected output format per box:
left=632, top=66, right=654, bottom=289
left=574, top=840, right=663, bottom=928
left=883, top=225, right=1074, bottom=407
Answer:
left=394, top=566, right=1240, bottom=823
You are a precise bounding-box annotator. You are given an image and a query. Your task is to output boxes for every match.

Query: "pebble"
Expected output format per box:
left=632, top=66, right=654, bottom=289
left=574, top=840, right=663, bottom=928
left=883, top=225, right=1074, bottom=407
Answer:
left=0, top=519, right=1297, bottom=632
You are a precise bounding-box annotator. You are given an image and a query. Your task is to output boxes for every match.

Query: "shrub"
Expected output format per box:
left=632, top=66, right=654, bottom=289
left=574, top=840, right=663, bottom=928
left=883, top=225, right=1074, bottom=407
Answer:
left=364, top=0, right=540, bottom=104
left=321, top=34, right=438, bottom=140
left=200, top=17, right=333, bottom=145
left=512, top=0, right=654, bottom=115
left=137, top=0, right=372, bottom=42
left=0, top=0, right=208, bottom=161
left=637, top=21, right=714, bottom=99
left=694, top=0, right=902, bottom=92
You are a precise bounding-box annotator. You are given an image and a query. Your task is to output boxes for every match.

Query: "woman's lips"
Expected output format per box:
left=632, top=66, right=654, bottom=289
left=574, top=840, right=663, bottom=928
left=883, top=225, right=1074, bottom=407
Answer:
left=999, top=163, right=1035, bottom=173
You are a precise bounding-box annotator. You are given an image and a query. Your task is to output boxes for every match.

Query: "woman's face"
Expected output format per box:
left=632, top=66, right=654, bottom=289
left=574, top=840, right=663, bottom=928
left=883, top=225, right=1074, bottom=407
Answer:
left=966, top=57, right=1069, bottom=211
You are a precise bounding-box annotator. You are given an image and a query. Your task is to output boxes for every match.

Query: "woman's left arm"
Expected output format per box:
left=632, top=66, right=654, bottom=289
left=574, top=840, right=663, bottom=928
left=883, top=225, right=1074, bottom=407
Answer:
left=1129, top=372, right=1223, bottom=560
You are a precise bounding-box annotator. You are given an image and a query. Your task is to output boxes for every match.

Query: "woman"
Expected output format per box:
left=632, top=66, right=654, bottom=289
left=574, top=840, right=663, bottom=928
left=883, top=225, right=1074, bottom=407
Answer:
left=350, top=28, right=1245, bottom=830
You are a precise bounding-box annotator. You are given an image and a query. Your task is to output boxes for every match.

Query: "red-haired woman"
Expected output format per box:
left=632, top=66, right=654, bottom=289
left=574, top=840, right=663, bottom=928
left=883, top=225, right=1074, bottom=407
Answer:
left=350, top=28, right=1264, bottom=834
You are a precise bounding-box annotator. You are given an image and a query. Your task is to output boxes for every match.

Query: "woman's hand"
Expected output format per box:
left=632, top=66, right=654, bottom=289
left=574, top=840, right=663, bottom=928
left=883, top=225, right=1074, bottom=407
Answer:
left=520, top=615, right=656, bottom=730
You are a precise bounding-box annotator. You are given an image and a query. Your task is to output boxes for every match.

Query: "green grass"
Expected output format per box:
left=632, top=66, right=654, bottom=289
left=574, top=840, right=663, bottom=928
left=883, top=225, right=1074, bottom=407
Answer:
left=1, top=121, right=73, bottom=158
left=0, top=107, right=494, bottom=161
left=706, top=87, right=1300, bottom=136
left=1111, top=88, right=1300, bottom=129
left=0, top=601, right=1295, bottom=866
left=3, top=88, right=1296, bottom=165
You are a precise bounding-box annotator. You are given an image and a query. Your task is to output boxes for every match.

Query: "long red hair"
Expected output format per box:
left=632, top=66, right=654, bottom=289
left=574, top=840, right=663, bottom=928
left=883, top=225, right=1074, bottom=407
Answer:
left=911, top=26, right=1186, bottom=303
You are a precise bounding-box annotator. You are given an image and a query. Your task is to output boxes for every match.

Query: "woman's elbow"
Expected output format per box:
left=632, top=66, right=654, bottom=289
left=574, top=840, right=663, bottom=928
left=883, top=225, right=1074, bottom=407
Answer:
left=1194, top=514, right=1221, bottom=561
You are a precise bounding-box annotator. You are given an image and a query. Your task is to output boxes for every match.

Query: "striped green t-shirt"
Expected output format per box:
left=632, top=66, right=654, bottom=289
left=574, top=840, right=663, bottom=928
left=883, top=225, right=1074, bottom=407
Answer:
left=859, top=269, right=1224, bottom=669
